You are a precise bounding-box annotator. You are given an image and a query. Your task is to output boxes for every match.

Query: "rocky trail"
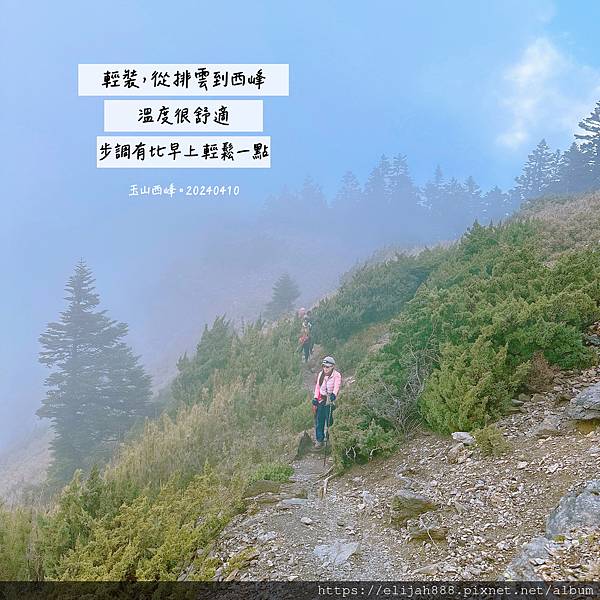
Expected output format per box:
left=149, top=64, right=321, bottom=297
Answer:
left=198, top=360, right=600, bottom=582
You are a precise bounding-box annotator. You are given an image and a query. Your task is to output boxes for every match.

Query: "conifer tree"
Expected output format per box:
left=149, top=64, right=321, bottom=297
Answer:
left=299, top=176, right=327, bottom=220
left=333, top=171, right=363, bottom=240
left=260, top=186, right=300, bottom=228
left=38, top=261, right=151, bottom=483
left=264, top=273, right=301, bottom=321
left=443, top=177, right=471, bottom=234
left=464, top=175, right=482, bottom=221
left=388, top=155, right=415, bottom=200
left=333, top=171, right=362, bottom=212
left=552, top=141, right=594, bottom=194
left=575, top=100, right=600, bottom=187
left=388, top=154, right=419, bottom=212
left=172, top=316, right=234, bottom=406
left=363, top=156, right=390, bottom=213
left=423, top=165, right=445, bottom=212
left=513, top=139, right=556, bottom=203
left=549, top=149, right=562, bottom=189
left=482, top=185, right=511, bottom=222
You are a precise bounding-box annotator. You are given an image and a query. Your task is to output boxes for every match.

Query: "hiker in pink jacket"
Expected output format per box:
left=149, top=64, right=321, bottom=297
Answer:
left=312, top=356, right=341, bottom=448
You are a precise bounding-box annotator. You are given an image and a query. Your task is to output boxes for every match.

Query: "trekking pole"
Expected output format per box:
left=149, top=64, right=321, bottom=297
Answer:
left=323, top=399, right=333, bottom=467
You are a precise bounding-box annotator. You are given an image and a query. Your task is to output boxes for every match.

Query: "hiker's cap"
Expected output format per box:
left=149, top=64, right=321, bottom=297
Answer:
left=322, top=356, right=336, bottom=366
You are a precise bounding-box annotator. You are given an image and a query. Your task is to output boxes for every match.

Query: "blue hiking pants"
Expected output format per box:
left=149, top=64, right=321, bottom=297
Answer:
left=315, top=402, right=334, bottom=442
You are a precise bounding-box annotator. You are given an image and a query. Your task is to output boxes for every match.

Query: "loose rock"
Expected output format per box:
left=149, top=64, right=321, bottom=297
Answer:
left=313, top=540, right=359, bottom=566
left=451, top=432, right=475, bottom=446
left=390, top=490, right=437, bottom=525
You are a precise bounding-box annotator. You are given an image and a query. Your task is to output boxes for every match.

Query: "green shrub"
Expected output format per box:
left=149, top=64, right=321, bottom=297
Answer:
left=419, top=339, right=529, bottom=433
left=311, top=250, right=441, bottom=346
left=332, top=323, right=389, bottom=372
left=54, top=465, right=236, bottom=581
left=369, top=221, right=600, bottom=435
left=473, top=425, right=511, bottom=456
left=0, top=504, right=42, bottom=580
left=331, top=383, right=400, bottom=470
left=249, top=463, right=293, bottom=483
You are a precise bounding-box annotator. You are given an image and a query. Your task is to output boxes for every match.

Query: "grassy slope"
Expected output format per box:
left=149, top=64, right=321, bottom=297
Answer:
left=7, top=192, right=600, bottom=581
left=326, top=193, right=600, bottom=465
left=517, top=192, right=600, bottom=256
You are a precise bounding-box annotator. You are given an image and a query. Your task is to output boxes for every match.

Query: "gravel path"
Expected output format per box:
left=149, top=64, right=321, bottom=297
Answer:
left=204, top=365, right=600, bottom=581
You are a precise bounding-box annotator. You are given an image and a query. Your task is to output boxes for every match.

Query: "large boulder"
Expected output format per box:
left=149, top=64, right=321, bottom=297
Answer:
left=505, top=479, right=600, bottom=580
left=566, top=383, right=600, bottom=421
left=276, top=497, right=309, bottom=509
left=390, top=490, right=437, bottom=525
left=546, top=479, right=600, bottom=537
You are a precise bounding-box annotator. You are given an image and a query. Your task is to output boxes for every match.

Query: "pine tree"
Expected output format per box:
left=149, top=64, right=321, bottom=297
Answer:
left=482, top=185, right=511, bottom=222
left=422, top=165, right=445, bottom=212
left=264, top=273, right=301, bottom=321
left=464, top=175, right=482, bottom=222
left=363, top=156, right=390, bottom=212
left=386, top=154, right=422, bottom=240
left=356, top=156, right=391, bottom=246
left=299, top=176, right=327, bottom=220
left=37, top=261, right=151, bottom=483
left=443, top=177, right=471, bottom=234
left=549, top=149, right=562, bottom=190
left=513, top=139, right=556, bottom=203
left=388, top=154, right=419, bottom=211
left=332, top=171, right=363, bottom=240
left=333, top=171, right=362, bottom=212
left=260, top=186, right=300, bottom=228
left=552, top=141, right=594, bottom=194
left=575, top=101, right=600, bottom=188
left=172, top=316, right=234, bottom=406
left=388, top=155, right=414, bottom=200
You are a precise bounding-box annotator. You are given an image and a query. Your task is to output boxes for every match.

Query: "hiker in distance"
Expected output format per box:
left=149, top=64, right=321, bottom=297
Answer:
left=312, top=356, right=341, bottom=448
left=298, top=316, right=312, bottom=363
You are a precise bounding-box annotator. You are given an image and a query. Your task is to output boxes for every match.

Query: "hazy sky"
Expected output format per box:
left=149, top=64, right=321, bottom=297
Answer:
left=2, top=1, right=600, bottom=448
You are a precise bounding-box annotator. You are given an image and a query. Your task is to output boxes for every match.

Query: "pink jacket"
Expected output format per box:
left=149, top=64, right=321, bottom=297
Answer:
left=314, top=369, right=342, bottom=402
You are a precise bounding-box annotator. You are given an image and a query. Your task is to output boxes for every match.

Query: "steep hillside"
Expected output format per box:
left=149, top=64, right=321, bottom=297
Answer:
left=518, top=193, right=600, bottom=257
left=3, top=192, right=600, bottom=581
left=0, top=426, right=52, bottom=504
left=198, top=193, right=600, bottom=581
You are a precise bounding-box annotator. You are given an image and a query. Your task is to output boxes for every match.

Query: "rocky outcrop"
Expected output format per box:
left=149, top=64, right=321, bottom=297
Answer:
left=407, top=524, right=448, bottom=542
left=566, top=382, right=600, bottom=421
left=505, top=479, right=600, bottom=580
left=504, top=536, right=556, bottom=580
left=546, top=479, right=600, bottom=537
left=446, top=443, right=471, bottom=464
